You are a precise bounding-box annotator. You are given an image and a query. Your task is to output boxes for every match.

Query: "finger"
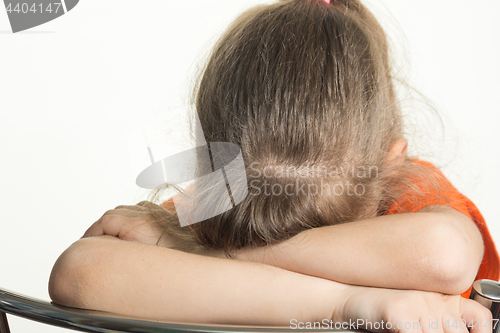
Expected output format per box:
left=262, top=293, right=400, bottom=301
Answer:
left=441, top=313, right=468, bottom=333
left=421, top=316, right=443, bottom=333
left=459, top=298, right=493, bottom=333
left=82, top=220, right=105, bottom=238
left=88, top=214, right=158, bottom=243
left=82, top=215, right=124, bottom=239
left=83, top=207, right=151, bottom=237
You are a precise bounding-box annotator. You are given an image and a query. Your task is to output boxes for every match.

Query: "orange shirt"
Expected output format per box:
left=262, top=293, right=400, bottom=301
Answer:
left=385, top=159, right=499, bottom=298
left=162, top=159, right=500, bottom=298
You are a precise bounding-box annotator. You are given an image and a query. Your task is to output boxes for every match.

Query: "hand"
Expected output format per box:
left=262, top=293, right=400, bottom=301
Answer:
left=335, top=285, right=492, bottom=333
left=82, top=201, right=172, bottom=247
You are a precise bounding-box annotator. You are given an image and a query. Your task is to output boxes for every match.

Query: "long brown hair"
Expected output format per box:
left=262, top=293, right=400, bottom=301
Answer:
left=147, top=0, right=444, bottom=256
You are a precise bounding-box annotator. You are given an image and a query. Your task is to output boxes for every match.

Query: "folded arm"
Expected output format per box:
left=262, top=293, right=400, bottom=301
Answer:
left=49, top=236, right=492, bottom=332
left=48, top=235, right=342, bottom=325
left=229, top=205, right=484, bottom=295
left=78, top=202, right=484, bottom=295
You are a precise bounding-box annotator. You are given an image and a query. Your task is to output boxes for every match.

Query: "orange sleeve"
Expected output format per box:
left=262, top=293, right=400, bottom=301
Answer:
left=161, top=197, right=176, bottom=212
left=385, top=159, right=500, bottom=298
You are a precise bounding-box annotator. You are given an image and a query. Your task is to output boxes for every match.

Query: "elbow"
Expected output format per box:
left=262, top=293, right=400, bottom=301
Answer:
left=429, top=254, right=479, bottom=295
left=49, top=240, right=92, bottom=308
left=424, top=218, right=484, bottom=295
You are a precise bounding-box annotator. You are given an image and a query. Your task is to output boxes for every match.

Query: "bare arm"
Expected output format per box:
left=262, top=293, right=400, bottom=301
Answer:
left=48, top=235, right=341, bottom=326
left=49, top=235, right=492, bottom=332
left=230, top=205, right=484, bottom=295
left=80, top=202, right=484, bottom=295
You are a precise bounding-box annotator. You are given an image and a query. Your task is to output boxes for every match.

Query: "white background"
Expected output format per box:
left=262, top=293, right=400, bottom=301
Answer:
left=0, top=0, right=499, bottom=332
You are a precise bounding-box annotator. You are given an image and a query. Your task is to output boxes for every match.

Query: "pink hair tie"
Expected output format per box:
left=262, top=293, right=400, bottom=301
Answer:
left=324, top=0, right=330, bottom=3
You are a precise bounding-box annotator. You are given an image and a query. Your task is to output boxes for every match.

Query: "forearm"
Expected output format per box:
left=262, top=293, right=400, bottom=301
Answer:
left=234, top=207, right=484, bottom=294
left=49, top=235, right=344, bottom=326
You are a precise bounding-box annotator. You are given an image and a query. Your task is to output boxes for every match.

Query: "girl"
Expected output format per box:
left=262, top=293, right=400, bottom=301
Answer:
left=49, top=0, right=499, bottom=330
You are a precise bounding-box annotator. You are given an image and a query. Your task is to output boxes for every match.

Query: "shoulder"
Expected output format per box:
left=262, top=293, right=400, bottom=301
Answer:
left=385, top=159, right=500, bottom=292
left=386, top=158, right=468, bottom=215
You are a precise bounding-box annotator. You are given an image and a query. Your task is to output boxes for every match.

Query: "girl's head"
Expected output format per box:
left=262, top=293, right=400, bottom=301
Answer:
left=152, top=0, right=422, bottom=254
